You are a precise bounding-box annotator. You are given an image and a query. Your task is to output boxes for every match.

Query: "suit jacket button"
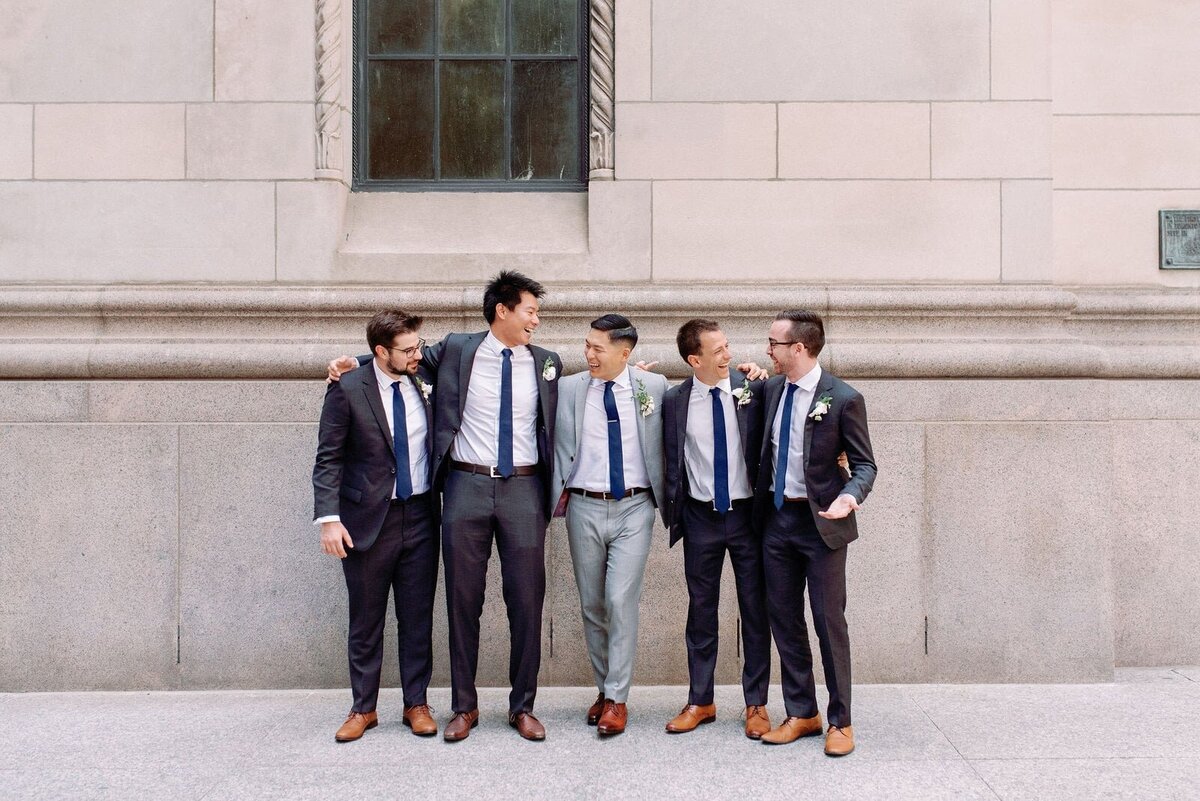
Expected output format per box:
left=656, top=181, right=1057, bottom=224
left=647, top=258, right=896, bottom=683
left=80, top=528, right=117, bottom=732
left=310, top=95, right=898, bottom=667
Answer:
left=390, top=468, right=396, bottom=474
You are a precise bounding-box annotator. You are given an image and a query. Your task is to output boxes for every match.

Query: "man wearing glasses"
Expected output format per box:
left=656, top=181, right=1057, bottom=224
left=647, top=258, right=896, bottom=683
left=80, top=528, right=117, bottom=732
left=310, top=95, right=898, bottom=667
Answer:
left=313, top=309, right=439, bottom=742
left=755, top=310, right=877, bottom=756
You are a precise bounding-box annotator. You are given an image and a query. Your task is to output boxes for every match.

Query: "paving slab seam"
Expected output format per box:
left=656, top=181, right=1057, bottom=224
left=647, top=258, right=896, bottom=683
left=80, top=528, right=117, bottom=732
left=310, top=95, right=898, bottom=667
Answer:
left=905, top=686, right=1005, bottom=800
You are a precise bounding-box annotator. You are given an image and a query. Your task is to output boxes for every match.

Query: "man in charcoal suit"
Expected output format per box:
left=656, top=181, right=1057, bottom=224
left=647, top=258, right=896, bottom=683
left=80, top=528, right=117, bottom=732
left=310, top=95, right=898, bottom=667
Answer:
left=660, top=318, right=774, bottom=739
left=313, top=309, right=439, bottom=742
left=755, top=309, right=877, bottom=756
left=330, top=271, right=562, bottom=742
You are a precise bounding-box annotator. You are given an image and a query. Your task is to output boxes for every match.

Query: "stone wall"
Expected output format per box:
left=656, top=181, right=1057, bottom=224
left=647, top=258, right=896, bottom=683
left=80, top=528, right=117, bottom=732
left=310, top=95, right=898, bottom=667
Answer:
left=3, top=1, right=1200, bottom=689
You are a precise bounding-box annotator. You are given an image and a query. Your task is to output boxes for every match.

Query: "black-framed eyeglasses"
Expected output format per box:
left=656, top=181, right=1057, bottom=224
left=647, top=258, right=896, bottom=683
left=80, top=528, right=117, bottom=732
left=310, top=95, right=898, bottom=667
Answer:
left=387, top=338, right=426, bottom=358
left=767, top=339, right=798, bottom=349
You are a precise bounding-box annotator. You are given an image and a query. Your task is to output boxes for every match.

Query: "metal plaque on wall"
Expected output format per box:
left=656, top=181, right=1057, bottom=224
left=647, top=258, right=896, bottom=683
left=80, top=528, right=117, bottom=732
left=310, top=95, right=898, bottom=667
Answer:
left=1160, top=210, right=1200, bottom=268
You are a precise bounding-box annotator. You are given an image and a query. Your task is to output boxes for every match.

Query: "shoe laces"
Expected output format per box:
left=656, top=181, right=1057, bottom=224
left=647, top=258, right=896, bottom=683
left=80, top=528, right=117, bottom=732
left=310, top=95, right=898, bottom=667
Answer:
left=407, top=704, right=433, bottom=717
left=746, top=705, right=768, bottom=720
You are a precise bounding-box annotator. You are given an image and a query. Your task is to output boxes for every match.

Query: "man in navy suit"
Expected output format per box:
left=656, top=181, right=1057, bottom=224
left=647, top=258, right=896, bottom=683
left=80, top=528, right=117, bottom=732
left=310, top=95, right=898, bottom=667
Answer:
left=755, top=309, right=877, bottom=756
left=330, top=272, right=562, bottom=742
left=313, top=309, right=439, bottom=742
left=661, top=319, right=773, bottom=739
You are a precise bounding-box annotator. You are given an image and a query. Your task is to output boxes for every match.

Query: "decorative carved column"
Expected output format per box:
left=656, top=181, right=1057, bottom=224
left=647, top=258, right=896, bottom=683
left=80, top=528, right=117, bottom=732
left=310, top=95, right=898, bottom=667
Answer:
left=589, top=0, right=615, bottom=180
left=315, top=0, right=344, bottom=180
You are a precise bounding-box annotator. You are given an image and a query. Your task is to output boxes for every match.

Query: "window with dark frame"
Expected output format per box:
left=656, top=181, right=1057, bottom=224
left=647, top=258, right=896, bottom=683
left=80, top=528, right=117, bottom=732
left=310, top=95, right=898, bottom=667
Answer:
left=354, top=0, right=589, bottom=190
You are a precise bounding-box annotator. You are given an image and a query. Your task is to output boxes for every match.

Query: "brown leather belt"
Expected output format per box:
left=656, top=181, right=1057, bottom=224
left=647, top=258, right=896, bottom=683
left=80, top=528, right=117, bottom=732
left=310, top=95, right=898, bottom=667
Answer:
left=569, top=486, right=651, bottom=501
left=452, top=460, right=538, bottom=478
left=783, top=496, right=810, bottom=504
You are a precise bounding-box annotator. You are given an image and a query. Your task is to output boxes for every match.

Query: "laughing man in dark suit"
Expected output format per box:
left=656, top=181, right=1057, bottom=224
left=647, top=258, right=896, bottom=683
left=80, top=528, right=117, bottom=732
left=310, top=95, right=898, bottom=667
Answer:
left=755, top=309, right=877, bottom=756
left=313, top=309, right=439, bottom=742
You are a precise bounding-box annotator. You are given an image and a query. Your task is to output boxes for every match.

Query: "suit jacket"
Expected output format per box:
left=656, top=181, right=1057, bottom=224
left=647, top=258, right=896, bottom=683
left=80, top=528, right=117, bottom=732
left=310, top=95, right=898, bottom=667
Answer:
left=662, top=370, right=766, bottom=547
left=312, top=362, right=435, bottom=552
left=551, top=365, right=667, bottom=519
left=421, top=332, right=562, bottom=519
left=753, top=370, right=877, bottom=549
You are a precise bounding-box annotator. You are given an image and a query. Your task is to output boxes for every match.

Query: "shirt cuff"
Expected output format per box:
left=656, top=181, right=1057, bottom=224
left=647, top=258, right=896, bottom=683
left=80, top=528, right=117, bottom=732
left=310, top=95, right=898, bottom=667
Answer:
left=314, top=515, right=340, bottom=526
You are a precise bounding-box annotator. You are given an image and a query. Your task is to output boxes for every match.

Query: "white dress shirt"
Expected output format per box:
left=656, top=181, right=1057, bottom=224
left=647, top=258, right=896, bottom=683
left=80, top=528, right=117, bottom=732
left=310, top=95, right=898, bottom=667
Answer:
left=452, top=332, right=540, bottom=468
left=566, top=370, right=652, bottom=493
left=684, top=376, right=752, bottom=504
left=314, top=360, right=430, bottom=525
left=769, top=363, right=823, bottom=499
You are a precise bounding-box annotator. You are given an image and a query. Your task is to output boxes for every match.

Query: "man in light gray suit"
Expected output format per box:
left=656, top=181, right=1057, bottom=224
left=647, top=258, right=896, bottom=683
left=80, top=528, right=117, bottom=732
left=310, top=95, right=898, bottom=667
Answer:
left=551, top=314, right=667, bottom=736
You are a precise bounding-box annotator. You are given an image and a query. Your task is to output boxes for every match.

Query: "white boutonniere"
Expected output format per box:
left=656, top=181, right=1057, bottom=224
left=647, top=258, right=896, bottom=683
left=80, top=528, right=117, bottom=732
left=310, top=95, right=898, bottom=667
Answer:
left=542, top=357, right=557, bottom=382
left=413, top=375, right=433, bottom=401
left=809, top=394, right=833, bottom=422
left=635, top=379, right=655, bottom=417
left=731, top=379, right=753, bottom=408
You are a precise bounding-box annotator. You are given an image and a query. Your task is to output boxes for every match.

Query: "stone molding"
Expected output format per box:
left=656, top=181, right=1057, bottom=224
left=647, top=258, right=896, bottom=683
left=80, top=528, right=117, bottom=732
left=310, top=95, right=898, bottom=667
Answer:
left=588, top=0, right=616, bottom=180
left=315, top=0, right=343, bottom=179
left=2, top=285, right=1198, bottom=379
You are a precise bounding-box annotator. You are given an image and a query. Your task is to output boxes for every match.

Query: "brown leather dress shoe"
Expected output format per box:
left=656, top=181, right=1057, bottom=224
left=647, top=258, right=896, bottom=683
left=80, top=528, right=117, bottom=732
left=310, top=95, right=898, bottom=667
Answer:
left=596, top=700, right=627, bottom=735
left=744, top=705, right=772, bottom=740
left=509, top=711, right=546, bottom=741
left=403, top=704, right=438, bottom=737
left=760, top=714, right=823, bottom=744
left=443, top=709, right=479, bottom=742
left=586, top=693, right=606, bottom=725
left=665, top=703, right=716, bottom=733
left=824, top=724, right=855, bottom=756
left=334, top=710, right=378, bottom=742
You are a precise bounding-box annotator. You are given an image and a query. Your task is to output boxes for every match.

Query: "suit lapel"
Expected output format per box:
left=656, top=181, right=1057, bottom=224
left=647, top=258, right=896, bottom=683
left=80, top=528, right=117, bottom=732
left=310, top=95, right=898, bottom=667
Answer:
left=361, top=365, right=394, bottom=456
left=413, top=374, right=433, bottom=457
left=760, top=376, right=784, bottom=471
left=802, top=370, right=835, bottom=469
left=573, top=372, right=588, bottom=446
left=629, top=367, right=647, bottom=458
left=674, top=376, right=693, bottom=463
left=457, top=332, right=485, bottom=418
left=731, top=370, right=751, bottom=461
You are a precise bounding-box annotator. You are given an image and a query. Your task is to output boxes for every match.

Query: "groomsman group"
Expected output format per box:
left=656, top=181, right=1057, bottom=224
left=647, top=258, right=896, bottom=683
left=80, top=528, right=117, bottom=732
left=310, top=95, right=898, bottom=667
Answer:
left=312, top=271, right=877, bottom=757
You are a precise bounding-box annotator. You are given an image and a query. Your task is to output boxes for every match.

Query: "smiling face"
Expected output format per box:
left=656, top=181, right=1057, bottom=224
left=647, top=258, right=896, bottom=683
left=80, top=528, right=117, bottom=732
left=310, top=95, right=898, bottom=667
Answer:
left=491, top=291, right=540, bottom=347
left=374, top=330, right=423, bottom=378
left=688, top=328, right=732, bottom=385
left=766, top=318, right=810, bottom=379
left=583, top=328, right=631, bottom=381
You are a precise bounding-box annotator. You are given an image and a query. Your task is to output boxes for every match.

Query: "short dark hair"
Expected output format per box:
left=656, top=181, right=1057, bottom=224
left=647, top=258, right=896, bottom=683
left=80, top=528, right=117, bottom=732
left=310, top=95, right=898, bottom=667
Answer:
left=482, top=270, right=545, bottom=324
left=590, top=313, right=638, bottom=349
left=676, top=318, right=721, bottom=362
left=367, top=309, right=423, bottom=353
left=774, top=309, right=825, bottom=357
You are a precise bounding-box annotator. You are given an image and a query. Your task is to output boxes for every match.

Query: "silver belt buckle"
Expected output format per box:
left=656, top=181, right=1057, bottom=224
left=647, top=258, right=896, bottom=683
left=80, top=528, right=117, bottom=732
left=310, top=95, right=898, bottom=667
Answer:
left=489, top=465, right=500, bottom=478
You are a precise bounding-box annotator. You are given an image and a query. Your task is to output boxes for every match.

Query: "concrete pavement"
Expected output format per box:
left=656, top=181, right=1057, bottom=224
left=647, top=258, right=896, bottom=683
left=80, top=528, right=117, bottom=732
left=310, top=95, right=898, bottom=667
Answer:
left=2, top=668, right=1199, bottom=800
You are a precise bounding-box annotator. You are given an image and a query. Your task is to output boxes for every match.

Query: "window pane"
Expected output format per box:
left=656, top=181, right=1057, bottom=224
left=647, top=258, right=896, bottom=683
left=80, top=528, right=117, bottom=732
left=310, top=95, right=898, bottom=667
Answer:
left=368, top=61, right=435, bottom=179
left=369, top=0, right=434, bottom=54
left=440, top=60, right=505, bottom=179
left=439, top=0, right=504, bottom=54
left=512, top=0, right=576, bottom=55
left=511, top=61, right=578, bottom=181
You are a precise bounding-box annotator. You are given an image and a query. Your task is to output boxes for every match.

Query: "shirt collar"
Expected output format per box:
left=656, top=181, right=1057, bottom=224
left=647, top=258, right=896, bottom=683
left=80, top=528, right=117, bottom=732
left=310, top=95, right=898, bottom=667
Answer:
left=791, top=363, right=822, bottom=393
left=484, top=330, right=526, bottom=356
left=693, top=375, right=733, bottom=395
left=373, top=359, right=406, bottom=391
left=591, top=367, right=632, bottom=389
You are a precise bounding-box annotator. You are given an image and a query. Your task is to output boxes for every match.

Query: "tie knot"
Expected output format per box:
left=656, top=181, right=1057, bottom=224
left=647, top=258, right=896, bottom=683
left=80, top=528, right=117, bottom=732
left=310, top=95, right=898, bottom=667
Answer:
left=392, top=380, right=401, bottom=390
left=786, top=382, right=799, bottom=396
left=501, top=348, right=513, bottom=358
left=710, top=386, right=721, bottom=397
left=605, top=380, right=615, bottom=390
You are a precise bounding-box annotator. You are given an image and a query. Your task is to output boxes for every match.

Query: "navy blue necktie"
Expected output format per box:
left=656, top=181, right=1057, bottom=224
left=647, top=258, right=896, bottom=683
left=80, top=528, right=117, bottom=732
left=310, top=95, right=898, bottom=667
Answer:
left=392, top=381, right=412, bottom=500
left=711, top=387, right=731, bottom=513
left=498, top=348, right=514, bottom=478
left=603, top=380, right=625, bottom=499
left=774, top=383, right=799, bottom=510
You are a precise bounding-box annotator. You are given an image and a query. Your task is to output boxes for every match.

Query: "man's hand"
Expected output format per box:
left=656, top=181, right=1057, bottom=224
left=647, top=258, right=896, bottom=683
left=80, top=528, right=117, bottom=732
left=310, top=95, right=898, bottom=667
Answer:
left=320, top=521, right=355, bottom=558
left=735, top=361, right=770, bottom=381
left=634, top=360, right=660, bottom=372
left=818, top=493, right=861, bottom=520
left=838, top=451, right=849, bottom=472
left=326, top=355, right=358, bottom=383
